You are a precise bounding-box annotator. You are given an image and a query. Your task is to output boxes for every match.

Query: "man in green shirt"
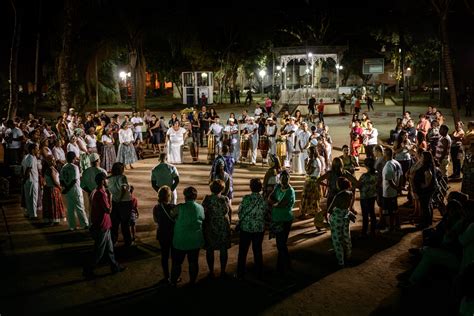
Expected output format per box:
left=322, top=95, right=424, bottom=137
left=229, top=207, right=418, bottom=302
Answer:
left=81, top=153, right=107, bottom=215
left=151, top=153, right=180, bottom=204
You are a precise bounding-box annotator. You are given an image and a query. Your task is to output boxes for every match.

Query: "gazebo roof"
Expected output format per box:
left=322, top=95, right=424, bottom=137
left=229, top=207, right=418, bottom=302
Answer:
left=272, top=46, right=347, bottom=65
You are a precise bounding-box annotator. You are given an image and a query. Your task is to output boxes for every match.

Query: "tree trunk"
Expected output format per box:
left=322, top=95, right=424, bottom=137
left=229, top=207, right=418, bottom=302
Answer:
left=8, top=0, right=21, bottom=120
left=33, top=0, right=42, bottom=115
left=58, top=0, right=76, bottom=113
left=135, top=47, right=146, bottom=112
left=440, top=15, right=459, bottom=124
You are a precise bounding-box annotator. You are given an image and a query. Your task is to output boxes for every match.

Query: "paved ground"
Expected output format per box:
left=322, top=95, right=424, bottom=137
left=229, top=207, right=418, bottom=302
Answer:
left=1, top=102, right=468, bottom=315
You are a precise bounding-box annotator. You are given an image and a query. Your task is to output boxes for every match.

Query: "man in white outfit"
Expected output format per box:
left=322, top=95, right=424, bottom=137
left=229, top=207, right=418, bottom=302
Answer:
left=131, top=112, right=144, bottom=143
left=224, top=118, right=240, bottom=161
left=21, top=143, right=39, bottom=219
left=244, top=117, right=259, bottom=165
left=61, top=151, right=89, bottom=230
left=282, top=117, right=298, bottom=167
left=207, top=116, right=224, bottom=155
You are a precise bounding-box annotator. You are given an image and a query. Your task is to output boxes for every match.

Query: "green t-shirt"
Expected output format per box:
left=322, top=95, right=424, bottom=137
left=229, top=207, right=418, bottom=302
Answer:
left=172, top=201, right=205, bottom=250
left=271, top=184, right=295, bottom=222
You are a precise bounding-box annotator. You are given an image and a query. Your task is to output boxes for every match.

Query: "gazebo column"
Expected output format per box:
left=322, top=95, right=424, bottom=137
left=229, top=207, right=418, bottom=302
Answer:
left=336, top=56, right=340, bottom=89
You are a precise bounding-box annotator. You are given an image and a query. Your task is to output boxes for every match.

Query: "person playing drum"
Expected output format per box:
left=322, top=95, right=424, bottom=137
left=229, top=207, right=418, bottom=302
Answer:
left=265, top=117, right=277, bottom=158
left=207, top=116, right=224, bottom=155
left=224, top=118, right=239, bottom=161
left=244, top=117, right=259, bottom=165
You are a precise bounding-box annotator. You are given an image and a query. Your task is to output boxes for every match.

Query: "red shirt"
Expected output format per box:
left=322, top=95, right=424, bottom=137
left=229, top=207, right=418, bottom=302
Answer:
left=317, top=102, right=325, bottom=112
left=90, top=187, right=112, bottom=231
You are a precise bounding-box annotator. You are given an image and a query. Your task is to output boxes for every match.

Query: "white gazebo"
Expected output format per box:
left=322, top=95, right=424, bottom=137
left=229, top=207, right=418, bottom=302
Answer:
left=182, top=71, right=214, bottom=105
left=272, top=46, right=347, bottom=105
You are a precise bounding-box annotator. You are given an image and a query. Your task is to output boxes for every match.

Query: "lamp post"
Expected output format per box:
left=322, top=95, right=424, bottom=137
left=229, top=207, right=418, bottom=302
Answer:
left=336, top=64, right=343, bottom=89
left=259, top=69, right=266, bottom=95
left=119, top=71, right=131, bottom=104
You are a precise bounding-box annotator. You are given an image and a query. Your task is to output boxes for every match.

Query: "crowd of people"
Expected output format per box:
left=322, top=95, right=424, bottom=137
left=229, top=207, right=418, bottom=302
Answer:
left=1, top=101, right=474, bottom=313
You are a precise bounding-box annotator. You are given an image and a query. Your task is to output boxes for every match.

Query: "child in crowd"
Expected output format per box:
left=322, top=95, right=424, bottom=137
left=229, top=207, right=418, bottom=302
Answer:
left=130, top=185, right=139, bottom=241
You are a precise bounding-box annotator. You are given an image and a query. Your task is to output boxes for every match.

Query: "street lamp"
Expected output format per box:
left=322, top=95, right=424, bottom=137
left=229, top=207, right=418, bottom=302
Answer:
left=119, top=71, right=131, bottom=103
left=259, top=69, right=266, bottom=94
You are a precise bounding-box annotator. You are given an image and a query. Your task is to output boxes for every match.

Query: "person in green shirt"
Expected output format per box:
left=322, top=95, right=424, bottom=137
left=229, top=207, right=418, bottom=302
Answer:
left=170, top=186, right=205, bottom=286
left=80, top=153, right=106, bottom=216
left=268, top=170, right=295, bottom=274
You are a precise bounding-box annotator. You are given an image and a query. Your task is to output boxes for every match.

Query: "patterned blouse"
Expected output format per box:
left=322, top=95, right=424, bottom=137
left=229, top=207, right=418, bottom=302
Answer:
left=202, top=194, right=231, bottom=250
left=359, top=172, right=377, bottom=199
left=238, top=193, right=267, bottom=233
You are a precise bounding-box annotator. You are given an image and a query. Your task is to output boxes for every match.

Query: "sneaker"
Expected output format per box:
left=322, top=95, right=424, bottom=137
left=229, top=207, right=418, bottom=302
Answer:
left=111, top=265, right=127, bottom=274
left=380, top=228, right=391, bottom=234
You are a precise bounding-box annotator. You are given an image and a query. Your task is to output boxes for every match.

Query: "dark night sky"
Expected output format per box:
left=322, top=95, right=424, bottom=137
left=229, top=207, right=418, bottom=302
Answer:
left=0, top=0, right=473, bottom=86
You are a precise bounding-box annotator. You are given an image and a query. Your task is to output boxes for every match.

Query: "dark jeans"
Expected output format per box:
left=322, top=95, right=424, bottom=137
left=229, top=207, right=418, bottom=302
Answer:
left=368, top=102, right=374, bottom=111
left=360, top=197, right=377, bottom=235
left=275, top=221, right=292, bottom=273
left=419, top=193, right=433, bottom=227
left=237, top=230, right=264, bottom=277
left=318, top=112, right=324, bottom=123
left=206, top=248, right=228, bottom=274
left=84, top=229, right=119, bottom=273
left=111, top=200, right=133, bottom=246
left=158, top=237, right=172, bottom=279
left=199, top=126, right=209, bottom=147
left=365, top=144, right=375, bottom=158
left=171, top=248, right=200, bottom=284
left=450, top=146, right=462, bottom=177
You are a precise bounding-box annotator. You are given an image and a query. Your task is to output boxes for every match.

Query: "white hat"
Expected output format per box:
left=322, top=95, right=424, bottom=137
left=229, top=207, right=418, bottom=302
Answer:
left=266, top=117, right=273, bottom=121
left=89, top=153, right=100, bottom=163
left=248, top=117, right=255, bottom=121
left=228, top=118, right=235, bottom=122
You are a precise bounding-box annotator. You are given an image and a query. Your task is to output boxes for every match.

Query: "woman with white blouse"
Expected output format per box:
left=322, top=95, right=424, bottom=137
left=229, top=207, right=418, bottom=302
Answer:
left=100, top=128, right=116, bottom=173
left=166, top=120, right=188, bottom=164
left=84, top=127, right=98, bottom=154
left=117, top=122, right=138, bottom=169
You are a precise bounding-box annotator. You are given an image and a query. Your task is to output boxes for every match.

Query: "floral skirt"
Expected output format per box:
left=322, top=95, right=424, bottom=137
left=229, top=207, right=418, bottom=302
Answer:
left=300, top=177, right=321, bottom=216
left=101, top=144, right=116, bottom=172
left=117, top=143, right=138, bottom=165
left=42, top=186, right=65, bottom=223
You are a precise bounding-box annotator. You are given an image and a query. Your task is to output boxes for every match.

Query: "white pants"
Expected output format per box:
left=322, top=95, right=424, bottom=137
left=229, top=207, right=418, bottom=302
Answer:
left=250, top=137, right=258, bottom=164
left=268, top=137, right=276, bottom=156
left=24, top=180, right=38, bottom=217
left=65, top=187, right=89, bottom=229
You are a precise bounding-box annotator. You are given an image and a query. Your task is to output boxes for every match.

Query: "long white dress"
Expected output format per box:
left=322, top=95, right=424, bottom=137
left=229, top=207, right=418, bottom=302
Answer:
left=167, top=127, right=187, bottom=164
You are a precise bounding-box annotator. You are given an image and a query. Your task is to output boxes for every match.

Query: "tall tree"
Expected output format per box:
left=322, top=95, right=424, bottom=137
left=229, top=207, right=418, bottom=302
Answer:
left=431, top=0, right=459, bottom=124
left=58, top=0, right=78, bottom=113
left=8, top=0, right=22, bottom=119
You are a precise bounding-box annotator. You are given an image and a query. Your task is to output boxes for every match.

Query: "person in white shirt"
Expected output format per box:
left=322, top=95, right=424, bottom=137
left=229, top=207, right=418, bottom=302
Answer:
left=52, top=139, right=66, bottom=170
left=381, top=147, right=402, bottom=233
left=67, top=136, right=81, bottom=160
left=131, top=112, right=144, bottom=143
left=254, top=103, right=263, bottom=117
left=21, top=143, right=40, bottom=219
left=60, top=151, right=89, bottom=230
left=84, top=127, right=98, bottom=154
left=223, top=118, right=240, bottom=161
left=265, top=118, right=277, bottom=157
left=281, top=117, right=298, bottom=167
left=117, top=123, right=138, bottom=169
left=295, top=122, right=311, bottom=174
left=207, top=116, right=224, bottom=155
left=363, top=121, right=378, bottom=158
left=244, top=117, right=259, bottom=164
left=5, top=119, right=24, bottom=165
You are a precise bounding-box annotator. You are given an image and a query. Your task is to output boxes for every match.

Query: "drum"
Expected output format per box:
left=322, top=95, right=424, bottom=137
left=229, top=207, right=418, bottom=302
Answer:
left=259, top=135, right=270, bottom=159
left=207, top=134, right=216, bottom=163
left=240, top=134, right=250, bottom=161
left=291, top=152, right=304, bottom=174
left=0, top=143, right=4, bottom=164
left=276, top=136, right=287, bottom=163
left=223, top=133, right=231, bottom=148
